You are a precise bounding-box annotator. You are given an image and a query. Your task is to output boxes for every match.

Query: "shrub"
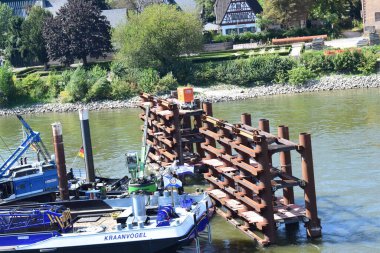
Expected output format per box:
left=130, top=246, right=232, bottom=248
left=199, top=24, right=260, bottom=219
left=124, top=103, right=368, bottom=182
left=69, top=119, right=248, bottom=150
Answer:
left=0, top=65, right=15, bottom=106
left=58, top=90, right=71, bottom=103
left=111, top=77, right=137, bottom=99
left=64, top=67, right=89, bottom=102
left=156, top=72, right=179, bottom=93
left=17, top=73, right=48, bottom=100
left=196, top=55, right=296, bottom=86
left=135, top=68, right=160, bottom=93
left=86, top=77, right=111, bottom=101
left=110, top=61, right=128, bottom=78
left=301, top=51, right=334, bottom=74
left=46, top=72, right=62, bottom=98
left=358, top=49, right=378, bottom=75
left=331, top=50, right=362, bottom=73
left=89, top=65, right=107, bottom=83
left=288, top=66, right=316, bottom=85
left=60, top=69, right=73, bottom=88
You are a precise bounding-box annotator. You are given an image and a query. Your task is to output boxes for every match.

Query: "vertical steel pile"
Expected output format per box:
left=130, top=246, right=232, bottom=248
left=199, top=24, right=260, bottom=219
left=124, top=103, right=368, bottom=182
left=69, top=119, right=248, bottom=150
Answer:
left=51, top=122, right=69, bottom=201
left=139, top=94, right=321, bottom=246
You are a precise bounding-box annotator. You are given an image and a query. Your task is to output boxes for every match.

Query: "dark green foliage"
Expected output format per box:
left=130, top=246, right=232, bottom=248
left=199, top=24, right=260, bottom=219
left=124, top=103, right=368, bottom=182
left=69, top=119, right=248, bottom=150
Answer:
left=113, top=4, right=203, bottom=74
left=191, top=55, right=296, bottom=86
left=0, top=3, right=13, bottom=49
left=87, top=77, right=111, bottom=100
left=288, top=66, right=316, bottom=85
left=16, top=73, right=49, bottom=100
left=195, top=0, right=215, bottom=23
left=110, top=78, right=136, bottom=99
left=331, top=50, right=362, bottom=73
left=0, top=64, right=15, bottom=106
left=64, top=67, right=89, bottom=102
left=4, top=16, right=24, bottom=67
left=211, top=28, right=329, bottom=44
left=300, top=51, right=334, bottom=74
left=46, top=72, right=63, bottom=98
left=43, top=0, right=112, bottom=66
left=263, top=0, right=316, bottom=27
left=157, top=72, right=179, bottom=93
left=20, top=7, right=52, bottom=66
left=301, top=49, right=378, bottom=75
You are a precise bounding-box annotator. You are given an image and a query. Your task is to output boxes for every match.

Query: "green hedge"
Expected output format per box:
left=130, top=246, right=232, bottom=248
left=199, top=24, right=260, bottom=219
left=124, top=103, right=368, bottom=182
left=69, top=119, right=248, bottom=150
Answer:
left=190, top=55, right=296, bottom=85
left=300, top=48, right=378, bottom=75
left=187, top=46, right=292, bottom=63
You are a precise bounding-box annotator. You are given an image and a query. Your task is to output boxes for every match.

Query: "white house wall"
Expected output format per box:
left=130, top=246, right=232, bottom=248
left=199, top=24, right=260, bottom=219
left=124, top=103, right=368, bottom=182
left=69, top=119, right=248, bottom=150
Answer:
left=221, top=24, right=261, bottom=35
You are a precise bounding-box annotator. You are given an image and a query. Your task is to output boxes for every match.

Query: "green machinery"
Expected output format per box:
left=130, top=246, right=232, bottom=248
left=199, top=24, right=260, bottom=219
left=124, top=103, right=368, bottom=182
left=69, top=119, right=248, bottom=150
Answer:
left=126, top=104, right=157, bottom=194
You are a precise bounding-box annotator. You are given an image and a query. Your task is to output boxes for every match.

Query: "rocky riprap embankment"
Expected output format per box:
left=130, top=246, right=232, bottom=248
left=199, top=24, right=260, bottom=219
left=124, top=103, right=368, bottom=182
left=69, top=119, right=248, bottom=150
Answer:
left=0, top=98, right=141, bottom=116
left=1, top=74, right=379, bottom=116
left=194, top=74, right=380, bottom=103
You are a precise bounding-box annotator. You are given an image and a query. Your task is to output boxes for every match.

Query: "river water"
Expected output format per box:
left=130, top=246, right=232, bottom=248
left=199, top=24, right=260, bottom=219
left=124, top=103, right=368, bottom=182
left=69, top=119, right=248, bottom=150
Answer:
left=1, top=88, right=380, bottom=252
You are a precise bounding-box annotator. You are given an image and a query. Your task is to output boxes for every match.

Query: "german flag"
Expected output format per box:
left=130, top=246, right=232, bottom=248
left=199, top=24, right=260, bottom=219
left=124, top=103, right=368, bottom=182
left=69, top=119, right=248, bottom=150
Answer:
left=77, top=146, right=84, bottom=158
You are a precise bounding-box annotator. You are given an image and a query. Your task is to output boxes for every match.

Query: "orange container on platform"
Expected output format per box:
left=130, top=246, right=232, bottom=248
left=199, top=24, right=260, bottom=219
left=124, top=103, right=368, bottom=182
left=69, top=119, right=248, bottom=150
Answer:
left=177, top=87, right=194, bottom=103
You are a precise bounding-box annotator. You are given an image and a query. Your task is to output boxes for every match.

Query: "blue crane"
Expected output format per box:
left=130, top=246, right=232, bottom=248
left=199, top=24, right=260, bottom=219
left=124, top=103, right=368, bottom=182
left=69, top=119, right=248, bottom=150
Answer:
left=0, top=115, right=51, bottom=178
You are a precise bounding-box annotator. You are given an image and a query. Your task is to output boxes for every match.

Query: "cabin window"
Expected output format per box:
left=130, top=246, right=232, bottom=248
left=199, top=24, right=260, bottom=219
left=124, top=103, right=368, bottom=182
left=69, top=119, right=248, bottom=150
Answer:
left=376, top=12, right=380, bottom=22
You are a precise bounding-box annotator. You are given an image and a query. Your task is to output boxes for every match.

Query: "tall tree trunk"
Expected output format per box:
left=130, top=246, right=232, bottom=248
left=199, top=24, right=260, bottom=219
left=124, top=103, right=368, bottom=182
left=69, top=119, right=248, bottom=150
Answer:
left=82, top=55, right=87, bottom=66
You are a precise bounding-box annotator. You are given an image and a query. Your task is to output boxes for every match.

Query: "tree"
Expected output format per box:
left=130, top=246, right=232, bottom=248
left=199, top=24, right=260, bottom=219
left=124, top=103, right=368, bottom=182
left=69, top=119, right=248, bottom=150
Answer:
left=0, top=63, right=15, bottom=107
left=20, top=6, right=52, bottom=68
left=263, top=0, right=316, bottom=27
left=125, top=0, right=163, bottom=14
left=91, top=0, right=109, bottom=9
left=195, top=0, right=215, bottom=23
left=43, top=0, right=112, bottom=66
left=311, top=0, right=362, bottom=29
left=113, top=4, right=203, bottom=73
left=5, top=16, right=24, bottom=66
left=0, top=3, right=13, bottom=50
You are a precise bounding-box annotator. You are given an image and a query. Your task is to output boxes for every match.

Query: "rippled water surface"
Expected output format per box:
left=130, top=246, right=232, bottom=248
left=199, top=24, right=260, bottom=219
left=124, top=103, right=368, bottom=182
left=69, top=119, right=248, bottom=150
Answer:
left=1, top=88, right=380, bottom=252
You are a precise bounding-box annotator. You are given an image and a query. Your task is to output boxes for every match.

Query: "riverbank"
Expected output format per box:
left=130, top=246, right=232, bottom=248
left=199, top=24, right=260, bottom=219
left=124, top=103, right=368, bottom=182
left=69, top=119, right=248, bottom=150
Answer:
left=1, top=74, right=379, bottom=116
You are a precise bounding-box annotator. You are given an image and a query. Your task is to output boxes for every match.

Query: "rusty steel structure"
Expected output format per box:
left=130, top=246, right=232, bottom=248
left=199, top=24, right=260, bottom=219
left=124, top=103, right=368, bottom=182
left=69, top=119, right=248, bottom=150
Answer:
left=139, top=93, right=322, bottom=246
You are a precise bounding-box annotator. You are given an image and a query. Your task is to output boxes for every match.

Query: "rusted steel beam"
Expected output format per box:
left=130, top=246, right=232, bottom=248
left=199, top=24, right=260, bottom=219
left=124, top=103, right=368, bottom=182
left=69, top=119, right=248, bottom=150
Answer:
left=268, top=144, right=297, bottom=154
left=230, top=157, right=262, bottom=175
left=200, top=143, right=222, bottom=157
left=278, top=126, right=295, bottom=205
left=234, top=192, right=265, bottom=212
left=299, top=133, right=322, bottom=238
left=255, top=135, right=276, bottom=244
left=228, top=174, right=264, bottom=194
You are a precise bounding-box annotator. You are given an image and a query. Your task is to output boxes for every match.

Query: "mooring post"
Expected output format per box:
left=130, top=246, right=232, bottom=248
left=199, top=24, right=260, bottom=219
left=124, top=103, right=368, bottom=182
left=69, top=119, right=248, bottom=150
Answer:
left=278, top=126, right=295, bottom=205
left=51, top=122, right=69, bottom=201
left=299, top=133, right=322, bottom=238
left=79, top=109, right=96, bottom=183
left=255, top=135, right=276, bottom=244
left=241, top=113, right=252, bottom=126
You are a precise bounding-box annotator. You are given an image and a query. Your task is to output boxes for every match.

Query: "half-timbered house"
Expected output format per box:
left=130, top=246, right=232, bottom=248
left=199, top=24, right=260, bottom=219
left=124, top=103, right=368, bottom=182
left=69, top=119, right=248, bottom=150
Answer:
left=215, top=0, right=262, bottom=35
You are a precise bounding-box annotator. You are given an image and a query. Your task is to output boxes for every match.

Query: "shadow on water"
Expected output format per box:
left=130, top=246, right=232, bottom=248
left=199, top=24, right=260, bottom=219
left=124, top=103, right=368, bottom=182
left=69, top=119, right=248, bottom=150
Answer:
left=317, top=195, right=380, bottom=245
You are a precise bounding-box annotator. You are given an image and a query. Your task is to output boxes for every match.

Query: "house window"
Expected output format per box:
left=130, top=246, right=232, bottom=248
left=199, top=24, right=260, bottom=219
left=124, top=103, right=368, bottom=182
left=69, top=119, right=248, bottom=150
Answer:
left=376, top=12, right=380, bottom=22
